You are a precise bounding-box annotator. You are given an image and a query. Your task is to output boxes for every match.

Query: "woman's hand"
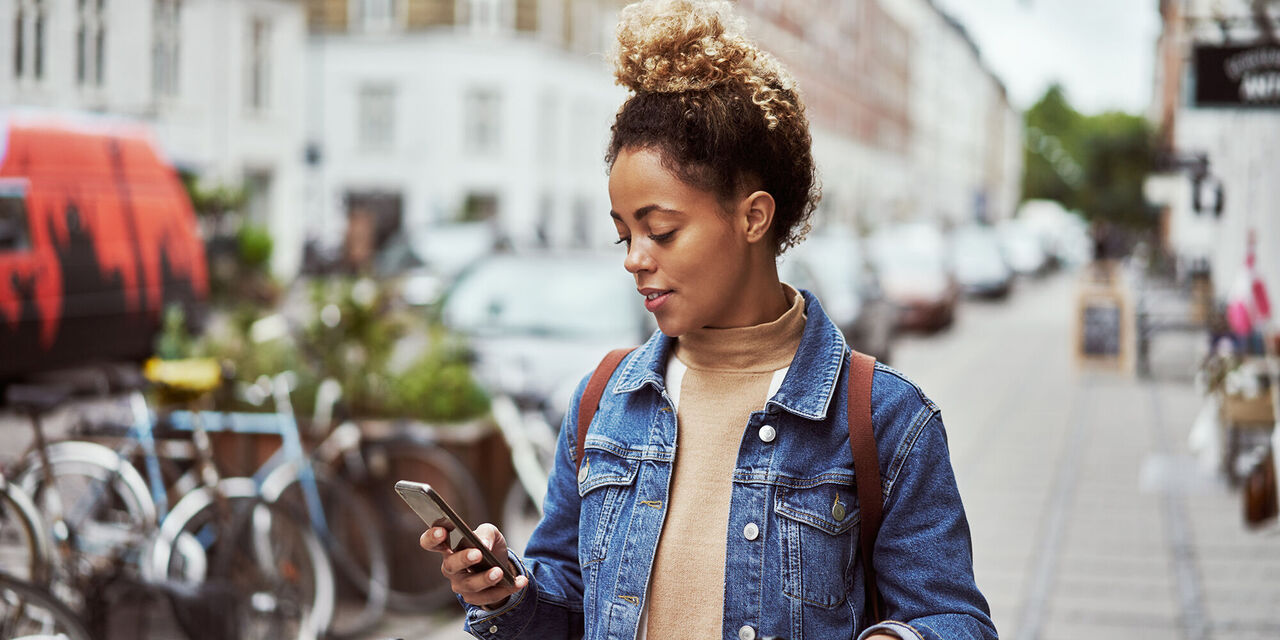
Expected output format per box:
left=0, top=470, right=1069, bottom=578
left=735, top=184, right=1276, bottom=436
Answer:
left=419, top=522, right=529, bottom=608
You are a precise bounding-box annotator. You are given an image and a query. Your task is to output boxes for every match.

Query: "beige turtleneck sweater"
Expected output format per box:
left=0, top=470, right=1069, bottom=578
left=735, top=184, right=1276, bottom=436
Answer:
left=643, top=285, right=806, bottom=639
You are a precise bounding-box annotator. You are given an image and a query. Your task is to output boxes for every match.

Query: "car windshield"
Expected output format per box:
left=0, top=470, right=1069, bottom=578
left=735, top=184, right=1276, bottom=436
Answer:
left=443, top=256, right=639, bottom=338
left=875, top=239, right=945, bottom=276
left=953, top=230, right=1004, bottom=269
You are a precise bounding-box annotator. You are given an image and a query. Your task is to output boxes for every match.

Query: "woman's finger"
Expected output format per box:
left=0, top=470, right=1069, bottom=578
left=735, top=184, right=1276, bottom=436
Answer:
left=454, top=565, right=509, bottom=594
left=441, top=547, right=486, bottom=576
left=419, top=527, right=452, bottom=553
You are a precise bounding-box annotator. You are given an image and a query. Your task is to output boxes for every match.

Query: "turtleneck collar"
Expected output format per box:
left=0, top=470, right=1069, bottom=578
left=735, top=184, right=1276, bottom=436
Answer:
left=674, top=284, right=806, bottom=372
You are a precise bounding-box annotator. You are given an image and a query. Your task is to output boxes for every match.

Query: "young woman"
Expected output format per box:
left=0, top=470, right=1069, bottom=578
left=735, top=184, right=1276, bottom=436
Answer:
left=420, top=1, right=996, bottom=638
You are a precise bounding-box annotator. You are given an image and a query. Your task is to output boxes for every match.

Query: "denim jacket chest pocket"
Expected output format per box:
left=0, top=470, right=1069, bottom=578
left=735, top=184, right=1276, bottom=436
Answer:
left=576, top=442, right=641, bottom=568
left=773, top=478, right=859, bottom=609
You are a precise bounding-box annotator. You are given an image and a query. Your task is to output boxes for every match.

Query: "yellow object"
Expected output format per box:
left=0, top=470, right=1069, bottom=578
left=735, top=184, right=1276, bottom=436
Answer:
left=144, top=358, right=223, bottom=395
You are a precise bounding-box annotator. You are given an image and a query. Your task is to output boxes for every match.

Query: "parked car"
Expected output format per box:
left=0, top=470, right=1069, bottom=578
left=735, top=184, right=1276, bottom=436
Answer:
left=439, top=252, right=652, bottom=425
left=998, top=220, right=1050, bottom=277
left=781, top=233, right=896, bottom=364
left=869, top=224, right=960, bottom=332
left=0, top=110, right=208, bottom=379
left=951, top=225, right=1014, bottom=299
left=378, top=222, right=497, bottom=307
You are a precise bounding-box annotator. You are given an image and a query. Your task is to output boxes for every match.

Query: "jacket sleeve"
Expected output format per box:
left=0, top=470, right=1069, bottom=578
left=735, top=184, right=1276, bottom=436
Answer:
left=859, top=410, right=998, bottom=640
left=462, top=376, right=591, bottom=640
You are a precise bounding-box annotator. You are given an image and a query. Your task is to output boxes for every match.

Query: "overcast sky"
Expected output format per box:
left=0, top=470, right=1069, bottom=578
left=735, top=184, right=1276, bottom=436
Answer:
left=931, top=0, right=1162, bottom=115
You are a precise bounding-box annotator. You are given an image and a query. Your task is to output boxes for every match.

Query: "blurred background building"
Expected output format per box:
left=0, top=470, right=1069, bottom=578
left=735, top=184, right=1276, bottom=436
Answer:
left=2, top=0, right=310, bottom=276
left=303, top=0, right=1023, bottom=270
left=1148, top=0, right=1280, bottom=294
left=0, top=0, right=1022, bottom=276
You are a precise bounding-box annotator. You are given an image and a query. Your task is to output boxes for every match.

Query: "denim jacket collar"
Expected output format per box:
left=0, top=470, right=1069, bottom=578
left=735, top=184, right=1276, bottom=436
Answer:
left=611, top=288, right=848, bottom=421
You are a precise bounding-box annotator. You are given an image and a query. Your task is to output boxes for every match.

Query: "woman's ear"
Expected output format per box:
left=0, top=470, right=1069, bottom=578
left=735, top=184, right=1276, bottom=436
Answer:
left=740, top=190, right=776, bottom=245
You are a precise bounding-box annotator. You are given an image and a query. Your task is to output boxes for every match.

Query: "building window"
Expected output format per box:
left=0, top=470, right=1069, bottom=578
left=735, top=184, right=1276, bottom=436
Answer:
left=152, top=0, right=181, bottom=97
left=358, top=0, right=396, bottom=31
left=358, top=84, right=396, bottom=150
left=0, top=181, right=31, bottom=252
left=73, top=0, right=108, bottom=86
left=469, top=0, right=509, bottom=34
left=33, top=2, right=45, bottom=79
left=464, top=88, right=501, bottom=156
left=246, top=17, right=271, bottom=111
left=13, top=0, right=51, bottom=81
left=244, top=169, right=274, bottom=226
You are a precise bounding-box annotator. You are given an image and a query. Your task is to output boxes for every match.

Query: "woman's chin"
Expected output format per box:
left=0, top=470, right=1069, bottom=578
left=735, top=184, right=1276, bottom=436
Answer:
left=653, top=315, right=690, bottom=338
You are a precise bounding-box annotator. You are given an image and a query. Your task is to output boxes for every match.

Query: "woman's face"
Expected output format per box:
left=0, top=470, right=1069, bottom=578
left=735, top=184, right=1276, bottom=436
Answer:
left=608, top=147, right=761, bottom=337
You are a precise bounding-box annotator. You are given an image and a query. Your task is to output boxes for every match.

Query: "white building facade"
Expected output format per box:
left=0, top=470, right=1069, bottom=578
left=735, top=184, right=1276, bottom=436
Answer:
left=305, top=0, right=627, bottom=254
left=308, top=0, right=1022, bottom=261
left=880, top=0, right=1023, bottom=228
left=2, top=0, right=309, bottom=276
left=1149, top=0, right=1280, bottom=296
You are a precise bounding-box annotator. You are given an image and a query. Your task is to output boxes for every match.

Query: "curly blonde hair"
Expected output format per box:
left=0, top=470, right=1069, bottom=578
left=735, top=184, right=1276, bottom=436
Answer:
left=606, top=0, right=819, bottom=254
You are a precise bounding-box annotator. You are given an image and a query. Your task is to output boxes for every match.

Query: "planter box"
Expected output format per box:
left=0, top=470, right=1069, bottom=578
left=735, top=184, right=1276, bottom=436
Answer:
left=1223, top=392, right=1275, bottom=426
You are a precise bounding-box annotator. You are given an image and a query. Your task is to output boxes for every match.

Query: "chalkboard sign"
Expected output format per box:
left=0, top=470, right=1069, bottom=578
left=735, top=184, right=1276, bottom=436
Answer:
left=1075, top=276, right=1131, bottom=373
left=1082, top=302, right=1122, bottom=356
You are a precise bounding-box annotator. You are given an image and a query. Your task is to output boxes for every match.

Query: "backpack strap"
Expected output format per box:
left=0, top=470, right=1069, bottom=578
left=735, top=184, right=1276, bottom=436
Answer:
left=848, top=350, right=883, bottom=623
left=575, top=347, right=636, bottom=471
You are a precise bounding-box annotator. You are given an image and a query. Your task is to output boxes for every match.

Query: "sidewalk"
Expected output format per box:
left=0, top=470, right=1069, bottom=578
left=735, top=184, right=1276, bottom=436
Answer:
left=897, top=272, right=1280, bottom=640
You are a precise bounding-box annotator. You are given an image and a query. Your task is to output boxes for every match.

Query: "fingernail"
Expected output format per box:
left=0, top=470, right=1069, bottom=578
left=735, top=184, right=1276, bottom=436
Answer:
left=489, top=568, right=501, bottom=580
left=433, top=529, right=444, bottom=539
left=469, top=550, right=481, bottom=562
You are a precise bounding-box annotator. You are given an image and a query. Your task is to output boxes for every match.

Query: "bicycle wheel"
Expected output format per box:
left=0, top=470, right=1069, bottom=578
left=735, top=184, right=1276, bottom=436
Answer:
left=16, top=441, right=157, bottom=610
left=260, top=461, right=389, bottom=639
left=0, top=572, right=92, bottom=640
left=0, top=477, right=52, bottom=585
left=148, top=477, right=335, bottom=640
left=341, top=434, right=488, bottom=612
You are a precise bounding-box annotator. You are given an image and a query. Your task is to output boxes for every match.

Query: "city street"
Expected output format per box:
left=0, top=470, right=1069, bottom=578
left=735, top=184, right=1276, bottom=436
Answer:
left=392, top=269, right=1280, bottom=640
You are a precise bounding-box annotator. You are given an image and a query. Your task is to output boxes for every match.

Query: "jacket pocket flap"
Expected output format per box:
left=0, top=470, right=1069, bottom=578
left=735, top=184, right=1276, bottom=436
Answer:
left=577, top=445, right=641, bottom=496
left=774, top=483, right=859, bottom=536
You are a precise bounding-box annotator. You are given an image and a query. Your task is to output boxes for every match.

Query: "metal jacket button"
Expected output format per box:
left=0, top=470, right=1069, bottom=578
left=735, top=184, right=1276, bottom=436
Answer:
left=832, top=494, right=847, bottom=521
left=578, top=459, right=590, bottom=485
left=743, top=522, right=759, bottom=541
left=738, top=625, right=756, bottom=640
left=489, top=625, right=498, bottom=633
left=759, top=424, right=776, bottom=442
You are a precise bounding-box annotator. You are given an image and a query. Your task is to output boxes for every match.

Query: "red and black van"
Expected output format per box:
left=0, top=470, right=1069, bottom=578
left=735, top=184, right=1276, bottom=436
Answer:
left=0, top=111, right=208, bottom=378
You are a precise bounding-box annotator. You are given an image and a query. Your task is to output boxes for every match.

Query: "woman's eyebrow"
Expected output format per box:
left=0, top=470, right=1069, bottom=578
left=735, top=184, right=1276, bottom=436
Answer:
left=610, top=205, right=684, bottom=222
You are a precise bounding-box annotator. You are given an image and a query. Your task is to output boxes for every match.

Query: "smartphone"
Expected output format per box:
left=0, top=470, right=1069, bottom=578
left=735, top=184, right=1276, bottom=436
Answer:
left=395, top=480, right=517, bottom=588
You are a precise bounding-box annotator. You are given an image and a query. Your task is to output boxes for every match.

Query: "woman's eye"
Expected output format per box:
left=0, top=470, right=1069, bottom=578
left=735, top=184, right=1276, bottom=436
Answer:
left=648, top=230, right=676, bottom=243
left=614, top=237, right=631, bottom=247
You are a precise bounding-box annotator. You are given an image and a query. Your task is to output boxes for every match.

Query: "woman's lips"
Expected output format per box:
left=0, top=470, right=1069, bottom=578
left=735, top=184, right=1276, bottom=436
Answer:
left=643, top=290, right=673, bottom=312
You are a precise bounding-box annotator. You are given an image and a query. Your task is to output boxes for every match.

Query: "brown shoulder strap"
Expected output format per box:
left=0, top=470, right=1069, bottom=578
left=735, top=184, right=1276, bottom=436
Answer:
left=848, top=350, right=883, bottom=624
left=575, top=348, right=636, bottom=470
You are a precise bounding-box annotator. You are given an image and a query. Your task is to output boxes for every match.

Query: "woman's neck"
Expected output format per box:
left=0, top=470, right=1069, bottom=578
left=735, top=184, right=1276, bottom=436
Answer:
left=703, top=257, right=790, bottom=330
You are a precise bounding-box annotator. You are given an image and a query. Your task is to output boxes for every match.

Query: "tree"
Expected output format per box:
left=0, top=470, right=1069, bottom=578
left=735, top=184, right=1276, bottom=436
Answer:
left=1021, top=84, right=1158, bottom=229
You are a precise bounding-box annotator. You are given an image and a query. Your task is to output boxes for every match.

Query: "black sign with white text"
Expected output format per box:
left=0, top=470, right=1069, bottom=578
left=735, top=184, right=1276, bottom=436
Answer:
left=1194, top=45, right=1280, bottom=107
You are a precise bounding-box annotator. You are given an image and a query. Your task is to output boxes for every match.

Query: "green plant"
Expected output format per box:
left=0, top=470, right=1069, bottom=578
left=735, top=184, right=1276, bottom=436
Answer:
left=237, top=224, right=274, bottom=269
left=154, top=304, right=197, bottom=360
left=386, top=329, right=490, bottom=422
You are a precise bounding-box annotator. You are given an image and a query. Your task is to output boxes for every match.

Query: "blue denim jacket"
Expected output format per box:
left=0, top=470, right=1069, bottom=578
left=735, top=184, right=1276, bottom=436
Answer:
left=463, top=291, right=996, bottom=640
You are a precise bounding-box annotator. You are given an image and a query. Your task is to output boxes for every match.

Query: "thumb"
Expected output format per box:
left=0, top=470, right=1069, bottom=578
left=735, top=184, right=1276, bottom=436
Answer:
left=475, top=523, right=506, bottom=554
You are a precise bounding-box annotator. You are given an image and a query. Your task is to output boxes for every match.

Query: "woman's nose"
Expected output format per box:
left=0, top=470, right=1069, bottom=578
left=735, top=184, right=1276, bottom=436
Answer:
left=623, top=243, right=654, bottom=274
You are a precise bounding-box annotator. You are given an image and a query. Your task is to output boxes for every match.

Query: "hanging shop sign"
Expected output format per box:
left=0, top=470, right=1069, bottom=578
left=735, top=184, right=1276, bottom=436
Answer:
left=1194, top=45, right=1280, bottom=107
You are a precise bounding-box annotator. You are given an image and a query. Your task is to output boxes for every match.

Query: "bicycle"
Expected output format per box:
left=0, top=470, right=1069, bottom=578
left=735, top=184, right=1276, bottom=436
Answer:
left=13, top=361, right=334, bottom=640
left=0, top=571, right=93, bottom=640
left=246, top=311, right=491, bottom=613
left=164, top=372, right=389, bottom=639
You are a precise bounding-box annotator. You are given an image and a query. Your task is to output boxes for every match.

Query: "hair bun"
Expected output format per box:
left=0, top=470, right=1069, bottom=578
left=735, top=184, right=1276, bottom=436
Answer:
left=613, top=0, right=796, bottom=129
